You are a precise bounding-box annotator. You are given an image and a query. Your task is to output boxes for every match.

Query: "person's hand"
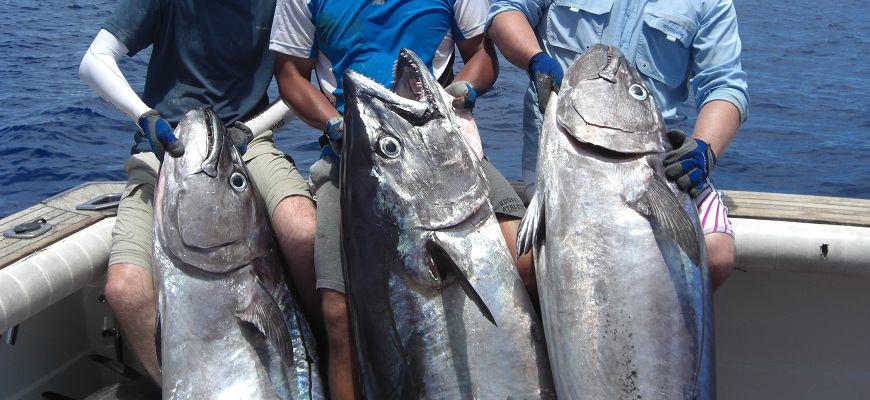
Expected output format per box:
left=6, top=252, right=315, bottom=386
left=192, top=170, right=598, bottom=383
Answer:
left=664, top=129, right=717, bottom=198
left=528, top=52, right=563, bottom=114
left=445, top=80, right=477, bottom=111
left=227, top=121, right=254, bottom=155
left=138, top=109, right=184, bottom=161
left=325, top=116, right=344, bottom=155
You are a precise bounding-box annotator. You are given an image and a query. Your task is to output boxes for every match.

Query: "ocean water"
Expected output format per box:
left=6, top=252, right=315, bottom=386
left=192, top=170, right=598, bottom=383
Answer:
left=1, top=0, right=868, bottom=218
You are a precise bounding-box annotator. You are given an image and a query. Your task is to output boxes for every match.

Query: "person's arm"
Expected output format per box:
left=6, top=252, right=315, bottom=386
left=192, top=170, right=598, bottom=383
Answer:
left=274, top=52, right=339, bottom=131
left=485, top=11, right=543, bottom=74
left=693, top=100, right=740, bottom=159
left=242, top=98, right=297, bottom=135
left=79, top=29, right=183, bottom=159
left=79, top=29, right=150, bottom=122
left=454, top=35, right=498, bottom=97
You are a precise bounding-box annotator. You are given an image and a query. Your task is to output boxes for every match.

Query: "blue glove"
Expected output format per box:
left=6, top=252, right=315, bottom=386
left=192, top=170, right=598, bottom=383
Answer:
left=664, top=129, right=717, bottom=198
left=226, top=121, right=254, bottom=155
left=138, top=109, right=184, bottom=161
left=444, top=80, right=477, bottom=111
left=325, top=116, right=344, bottom=155
left=528, top=52, right=563, bottom=114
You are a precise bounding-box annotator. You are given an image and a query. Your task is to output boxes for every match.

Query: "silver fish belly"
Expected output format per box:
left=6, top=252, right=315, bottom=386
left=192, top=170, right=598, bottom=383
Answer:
left=153, top=108, right=324, bottom=399
left=340, top=49, right=555, bottom=399
left=518, top=44, right=715, bottom=399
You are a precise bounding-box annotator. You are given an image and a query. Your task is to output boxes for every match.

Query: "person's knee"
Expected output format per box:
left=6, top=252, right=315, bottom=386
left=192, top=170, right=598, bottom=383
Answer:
left=274, top=196, right=317, bottom=239
left=105, top=264, right=154, bottom=313
left=321, top=290, right=350, bottom=334
left=705, top=233, right=735, bottom=291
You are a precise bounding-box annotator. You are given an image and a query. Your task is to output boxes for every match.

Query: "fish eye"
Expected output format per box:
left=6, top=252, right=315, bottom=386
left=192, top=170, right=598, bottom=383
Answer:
left=628, top=83, right=648, bottom=100
left=229, top=172, right=248, bottom=192
left=378, top=136, right=402, bottom=158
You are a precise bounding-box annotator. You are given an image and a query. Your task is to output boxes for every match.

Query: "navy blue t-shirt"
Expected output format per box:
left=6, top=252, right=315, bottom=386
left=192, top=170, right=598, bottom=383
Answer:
left=104, top=0, right=276, bottom=127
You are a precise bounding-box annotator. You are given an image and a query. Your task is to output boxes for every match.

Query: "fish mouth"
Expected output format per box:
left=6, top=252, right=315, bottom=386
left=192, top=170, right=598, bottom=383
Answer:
left=560, top=122, right=651, bottom=162
left=199, top=108, right=225, bottom=177
left=343, top=49, right=443, bottom=124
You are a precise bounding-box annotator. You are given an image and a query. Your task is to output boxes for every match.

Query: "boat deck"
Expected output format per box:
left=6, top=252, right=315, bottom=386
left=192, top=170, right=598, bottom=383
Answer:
left=4, top=182, right=869, bottom=271
left=0, top=182, right=124, bottom=269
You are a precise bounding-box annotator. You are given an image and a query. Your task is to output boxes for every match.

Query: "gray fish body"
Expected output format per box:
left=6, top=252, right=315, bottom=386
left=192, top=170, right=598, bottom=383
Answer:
left=153, top=108, right=324, bottom=399
left=340, top=49, right=555, bottom=399
left=518, top=44, right=715, bottom=399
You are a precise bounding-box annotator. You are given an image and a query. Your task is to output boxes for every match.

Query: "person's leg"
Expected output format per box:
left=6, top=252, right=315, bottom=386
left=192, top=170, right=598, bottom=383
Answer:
left=496, top=216, right=537, bottom=301
left=309, top=153, right=362, bottom=399
left=705, top=232, right=735, bottom=291
left=105, top=153, right=161, bottom=384
left=320, top=289, right=361, bottom=399
left=271, top=196, right=321, bottom=330
left=104, top=263, right=160, bottom=383
left=482, top=158, right=537, bottom=303
left=694, top=182, right=735, bottom=291
left=244, top=132, right=322, bottom=335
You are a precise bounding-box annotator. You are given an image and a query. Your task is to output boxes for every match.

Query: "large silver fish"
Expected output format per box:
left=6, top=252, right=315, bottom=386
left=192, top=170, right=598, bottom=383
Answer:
left=152, top=108, right=324, bottom=399
left=340, top=48, right=555, bottom=399
left=518, top=44, right=715, bottom=399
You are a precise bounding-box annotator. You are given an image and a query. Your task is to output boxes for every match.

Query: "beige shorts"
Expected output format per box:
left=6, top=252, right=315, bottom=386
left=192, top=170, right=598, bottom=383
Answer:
left=109, top=130, right=312, bottom=273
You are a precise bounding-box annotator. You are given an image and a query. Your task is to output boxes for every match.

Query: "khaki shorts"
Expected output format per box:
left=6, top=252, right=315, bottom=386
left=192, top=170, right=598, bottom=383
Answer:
left=310, top=153, right=524, bottom=294
left=109, top=130, right=312, bottom=273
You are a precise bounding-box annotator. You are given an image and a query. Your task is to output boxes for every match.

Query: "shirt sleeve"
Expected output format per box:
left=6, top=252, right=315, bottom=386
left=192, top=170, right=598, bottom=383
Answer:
left=454, top=0, right=488, bottom=40
left=270, top=0, right=317, bottom=58
left=102, top=0, right=162, bottom=56
left=691, top=0, right=750, bottom=123
left=485, top=0, right=549, bottom=34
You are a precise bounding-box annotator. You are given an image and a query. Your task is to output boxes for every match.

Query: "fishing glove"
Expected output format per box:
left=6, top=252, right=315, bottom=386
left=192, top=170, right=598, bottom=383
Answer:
left=227, top=121, right=254, bottom=155
left=445, top=80, right=477, bottom=111
left=528, top=52, right=563, bottom=114
left=664, top=129, right=717, bottom=198
left=138, top=109, right=184, bottom=161
left=325, top=116, right=345, bottom=155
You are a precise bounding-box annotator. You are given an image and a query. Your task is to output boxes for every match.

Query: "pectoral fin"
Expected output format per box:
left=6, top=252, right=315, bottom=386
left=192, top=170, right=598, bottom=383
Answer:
left=637, top=176, right=703, bottom=266
left=426, top=239, right=497, bottom=326
left=517, top=189, right=546, bottom=257
left=237, top=277, right=295, bottom=367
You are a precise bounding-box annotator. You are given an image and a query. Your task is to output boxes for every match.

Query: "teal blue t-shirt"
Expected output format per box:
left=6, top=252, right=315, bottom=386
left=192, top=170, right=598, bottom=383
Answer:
left=270, top=0, right=486, bottom=113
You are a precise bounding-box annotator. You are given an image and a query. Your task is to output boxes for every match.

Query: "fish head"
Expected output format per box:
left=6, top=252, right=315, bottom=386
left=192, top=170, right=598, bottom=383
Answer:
left=556, top=44, right=668, bottom=157
left=342, top=48, right=487, bottom=230
left=154, top=108, right=271, bottom=273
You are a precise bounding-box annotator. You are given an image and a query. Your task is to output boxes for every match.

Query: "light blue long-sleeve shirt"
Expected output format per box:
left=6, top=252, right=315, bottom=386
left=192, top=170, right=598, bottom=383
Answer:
left=487, top=0, right=750, bottom=172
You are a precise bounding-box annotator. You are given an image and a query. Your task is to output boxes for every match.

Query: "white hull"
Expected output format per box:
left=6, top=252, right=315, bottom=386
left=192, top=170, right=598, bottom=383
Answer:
left=1, top=182, right=868, bottom=399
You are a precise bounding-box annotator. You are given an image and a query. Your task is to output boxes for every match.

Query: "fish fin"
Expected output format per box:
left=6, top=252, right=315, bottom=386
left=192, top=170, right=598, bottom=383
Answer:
left=237, top=277, right=295, bottom=367
left=88, top=354, right=144, bottom=380
left=426, top=240, right=497, bottom=326
left=39, top=393, right=76, bottom=400
left=638, top=176, right=703, bottom=265
left=154, top=313, right=162, bottom=370
left=517, top=189, right=545, bottom=256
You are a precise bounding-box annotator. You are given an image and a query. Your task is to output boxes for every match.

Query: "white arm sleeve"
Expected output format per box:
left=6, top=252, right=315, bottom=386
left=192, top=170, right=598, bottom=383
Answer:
left=78, top=29, right=150, bottom=121
left=243, top=99, right=297, bottom=136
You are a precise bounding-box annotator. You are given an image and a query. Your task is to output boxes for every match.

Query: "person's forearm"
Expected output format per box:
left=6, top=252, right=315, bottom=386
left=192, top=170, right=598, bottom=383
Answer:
left=275, top=53, right=339, bottom=131
left=693, top=100, right=741, bottom=158
left=243, top=99, right=296, bottom=135
left=79, top=29, right=150, bottom=121
left=486, top=11, right=543, bottom=73
left=455, top=37, right=498, bottom=96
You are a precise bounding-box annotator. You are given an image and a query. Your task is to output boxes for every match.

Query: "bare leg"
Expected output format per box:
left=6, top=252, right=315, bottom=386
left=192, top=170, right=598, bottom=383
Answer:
left=705, top=232, right=735, bottom=291
left=321, top=289, right=362, bottom=400
left=104, top=263, right=161, bottom=385
left=271, top=195, right=324, bottom=339
left=497, top=215, right=539, bottom=309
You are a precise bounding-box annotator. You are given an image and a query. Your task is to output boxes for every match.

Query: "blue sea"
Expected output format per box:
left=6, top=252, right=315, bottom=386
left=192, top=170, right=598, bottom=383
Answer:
left=1, top=0, right=869, bottom=219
